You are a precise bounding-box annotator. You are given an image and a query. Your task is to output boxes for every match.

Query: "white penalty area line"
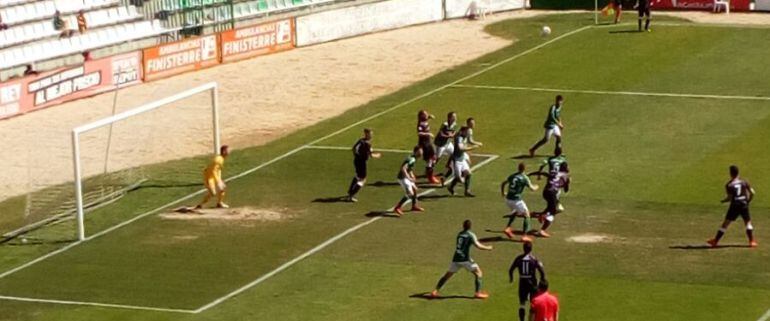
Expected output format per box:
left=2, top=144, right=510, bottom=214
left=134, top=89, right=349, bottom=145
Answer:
left=0, top=153, right=497, bottom=314
left=450, top=84, right=770, bottom=101
left=305, top=145, right=499, bottom=159
left=0, top=295, right=196, bottom=314
left=0, top=23, right=585, bottom=311
left=194, top=152, right=499, bottom=314
left=758, top=308, right=770, bottom=321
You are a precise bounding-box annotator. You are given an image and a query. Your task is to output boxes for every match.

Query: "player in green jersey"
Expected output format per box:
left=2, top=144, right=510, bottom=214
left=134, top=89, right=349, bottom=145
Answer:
left=465, top=117, right=483, bottom=147
left=393, top=146, right=425, bottom=216
left=430, top=219, right=493, bottom=299
left=442, top=117, right=483, bottom=187
left=435, top=112, right=458, bottom=181
left=447, top=126, right=477, bottom=197
left=537, top=147, right=567, bottom=175
left=529, top=95, right=564, bottom=157
left=530, top=147, right=568, bottom=183
left=501, top=162, right=539, bottom=242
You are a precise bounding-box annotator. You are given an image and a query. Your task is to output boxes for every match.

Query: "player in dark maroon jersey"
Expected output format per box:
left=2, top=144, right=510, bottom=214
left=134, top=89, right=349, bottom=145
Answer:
left=417, top=110, right=440, bottom=184
left=707, top=165, right=758, bottom=248
left=509, top=242, right=546, bottom=321
left=346, top=128, right=381, bottom=202
left=634, top=0, right=652, bottom=32
left=532, top=166, right=570, bottom=238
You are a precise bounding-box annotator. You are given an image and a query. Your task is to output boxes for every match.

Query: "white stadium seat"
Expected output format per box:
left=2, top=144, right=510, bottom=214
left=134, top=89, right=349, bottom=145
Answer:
left=1, top=18, right=169, bottom=69
left=0, top=5, right=148, bottom=49
left=0, top=0, right=32, bottom=6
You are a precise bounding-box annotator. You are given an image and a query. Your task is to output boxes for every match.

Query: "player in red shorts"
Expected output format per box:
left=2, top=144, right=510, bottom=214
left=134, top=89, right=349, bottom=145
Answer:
left=530, top=280, right=559, bottom=321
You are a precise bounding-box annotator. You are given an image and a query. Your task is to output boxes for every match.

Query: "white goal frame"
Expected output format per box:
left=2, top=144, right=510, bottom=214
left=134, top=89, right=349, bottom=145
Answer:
left=71, top=82, right=221, bottom=241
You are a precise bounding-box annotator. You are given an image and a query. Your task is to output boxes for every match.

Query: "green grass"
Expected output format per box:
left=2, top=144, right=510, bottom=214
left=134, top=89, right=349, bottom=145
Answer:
left=1, top=13, right=769, bottom=321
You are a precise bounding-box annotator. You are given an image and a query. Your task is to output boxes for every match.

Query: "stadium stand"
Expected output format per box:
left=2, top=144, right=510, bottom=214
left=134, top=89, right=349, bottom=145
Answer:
left=0, top=1, right=165, bottom=70
left=0, top=0, right=349, bottom=76
left=0, top=6, right=143, bottom=47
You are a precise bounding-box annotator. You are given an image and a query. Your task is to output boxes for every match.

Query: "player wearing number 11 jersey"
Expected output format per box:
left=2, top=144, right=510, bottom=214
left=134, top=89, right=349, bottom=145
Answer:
left=509, top=241, right=546, bottom=321
left=708, top=165, right=758, bottom=248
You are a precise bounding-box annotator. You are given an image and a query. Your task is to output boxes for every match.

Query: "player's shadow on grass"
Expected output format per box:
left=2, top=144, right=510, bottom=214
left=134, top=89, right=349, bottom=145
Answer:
left=312, top=196, right=349, bottom=203
left=368, top=181, right=400, bottom=188
left=478, top=236, right=518, bottom=243
left=511, top=154, right=547, bottom=159
left=669, top=244, right=753, bottom=250
left=365, top=211, right=401, bottom=218
left=135, top=182, right=200, bottom=190
left=417, top=194, right=451, bottom=201
left=484, top=229, right=541, bottom=242
left=409, top=292, right=476, bottom=300
left=609, top=30, right=643, bottom=34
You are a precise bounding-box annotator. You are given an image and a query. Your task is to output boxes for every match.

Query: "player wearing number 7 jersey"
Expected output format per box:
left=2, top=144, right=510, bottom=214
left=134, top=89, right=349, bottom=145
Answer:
left=430, top=220, right=493, bottom=299
left=509, top=241, right=546, bottom=321
left=708, top=165, right=758, bottom=248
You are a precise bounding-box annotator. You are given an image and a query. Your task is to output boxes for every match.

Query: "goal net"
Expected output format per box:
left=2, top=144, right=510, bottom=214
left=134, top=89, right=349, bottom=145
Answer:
left=1, top=82, right=220, bottom=244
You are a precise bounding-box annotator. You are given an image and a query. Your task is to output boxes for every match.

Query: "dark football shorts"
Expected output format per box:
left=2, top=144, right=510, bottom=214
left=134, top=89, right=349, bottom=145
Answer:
left=518, top=279, right=537, bottom=304
left=638, top=7, right=650, bottom=17
left=354, top=159, right=367, bottom=179
left=543, top=189, right=559, bottom=215
left=725, top=204, right=750, bottom=221
left=420, top=142, right=436, bottom=161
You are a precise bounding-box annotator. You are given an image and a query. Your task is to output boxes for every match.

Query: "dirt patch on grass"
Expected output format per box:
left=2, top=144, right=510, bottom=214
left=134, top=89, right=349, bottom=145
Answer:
left=658, top=11, right=770, bottom=26
left=1, top=10, right=547, bottom=202
left=566, top=233, right=613, bottom=244
left=160, top=207, right=291, bottom=222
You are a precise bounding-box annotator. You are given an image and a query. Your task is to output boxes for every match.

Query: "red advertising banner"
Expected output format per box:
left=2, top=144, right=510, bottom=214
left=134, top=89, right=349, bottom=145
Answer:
left=652, top=0, right=751, bottom=11
left=220, top=19, right=295, bottom=63
left=0, top=51, right=143, bottom=120
left=142, top=35, right=220, bottom=81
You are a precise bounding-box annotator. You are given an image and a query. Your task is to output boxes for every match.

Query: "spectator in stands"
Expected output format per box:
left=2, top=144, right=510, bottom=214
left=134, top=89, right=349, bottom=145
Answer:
left=82, top=51, right=92, bottom=62
left=77, top=10, right=87, bottom=34
left=0, top=16, right=8, bottom=30
left=53, top=10, right=64, bottom=30
left=53, top=10, right=73, bottom=38
left=23, top=64, right=39, bottom=77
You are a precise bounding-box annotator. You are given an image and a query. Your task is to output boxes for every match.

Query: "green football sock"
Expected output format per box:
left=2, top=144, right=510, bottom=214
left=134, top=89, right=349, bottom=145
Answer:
left=474, top=275, right=482, bottom=292
left=523, top=217, right=531, bottom=234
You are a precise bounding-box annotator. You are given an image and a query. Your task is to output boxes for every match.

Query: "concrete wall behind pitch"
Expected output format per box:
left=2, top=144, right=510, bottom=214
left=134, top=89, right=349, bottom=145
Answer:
left=445, top=0, right=527, bottom=19
left=295, top=0, right=445, bottom=47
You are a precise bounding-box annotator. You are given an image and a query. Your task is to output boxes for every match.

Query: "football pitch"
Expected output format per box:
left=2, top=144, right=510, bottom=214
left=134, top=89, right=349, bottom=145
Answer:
left=1, top=12, right=770, bottom=321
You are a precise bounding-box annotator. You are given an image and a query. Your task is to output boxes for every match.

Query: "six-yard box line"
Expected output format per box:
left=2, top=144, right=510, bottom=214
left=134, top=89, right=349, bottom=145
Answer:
left=6, top=22, right=769, bottom=315
left=0, top=145, right=499, bottom=314
left=0, top=22, right=592, bottom=285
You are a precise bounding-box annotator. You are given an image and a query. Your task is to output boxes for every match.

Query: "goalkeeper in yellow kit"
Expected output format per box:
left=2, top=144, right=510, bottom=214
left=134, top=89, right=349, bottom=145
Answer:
left=196, top=145, right=230, bottom=209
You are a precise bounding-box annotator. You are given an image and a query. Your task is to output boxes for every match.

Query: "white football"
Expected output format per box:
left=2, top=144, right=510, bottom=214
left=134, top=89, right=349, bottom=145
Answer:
left=542, top=26, right=552, bottom=36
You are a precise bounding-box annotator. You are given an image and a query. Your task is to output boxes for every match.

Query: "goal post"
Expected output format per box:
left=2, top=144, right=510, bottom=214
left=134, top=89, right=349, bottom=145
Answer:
left=71, top=82, right=221, bottom=241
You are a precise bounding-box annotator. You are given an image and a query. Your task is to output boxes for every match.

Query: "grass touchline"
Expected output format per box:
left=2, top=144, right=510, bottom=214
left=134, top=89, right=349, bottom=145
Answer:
left=0, top=22, right=592, bottom=285
left=450, top=84, right=770, bottom=101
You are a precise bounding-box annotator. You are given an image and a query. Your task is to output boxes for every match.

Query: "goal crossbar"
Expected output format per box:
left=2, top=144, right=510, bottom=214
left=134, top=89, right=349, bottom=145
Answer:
left=71, top=82, right=220, bottom=241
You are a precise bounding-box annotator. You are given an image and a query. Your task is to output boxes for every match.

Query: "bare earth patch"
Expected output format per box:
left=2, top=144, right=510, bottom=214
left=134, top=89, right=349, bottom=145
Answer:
left=8, top=10, right=767, bottom=203
left=160, top=206, right=290, bottom=222
left=566, top=233, right=613, bottom=244
left=658, top=11, right=770, bottom=26
left=0, top=10, right=554, bottom=202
